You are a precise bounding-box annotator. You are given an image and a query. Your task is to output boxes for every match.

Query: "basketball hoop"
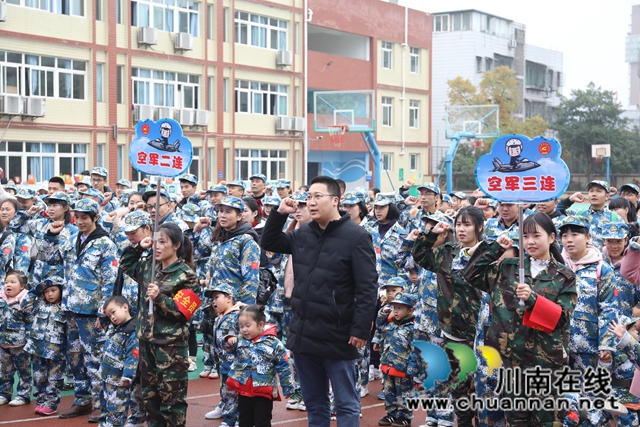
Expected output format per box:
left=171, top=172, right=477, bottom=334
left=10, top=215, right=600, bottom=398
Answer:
left=596, top=156, right=603, bottom=164
left=328, top=125, right=348, bottom=147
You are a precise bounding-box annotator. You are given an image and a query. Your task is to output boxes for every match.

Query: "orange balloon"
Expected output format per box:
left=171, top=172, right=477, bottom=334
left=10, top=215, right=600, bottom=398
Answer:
left=166, top=178, right=174, bottom=184
left=27, top=174, right=36, bottom=185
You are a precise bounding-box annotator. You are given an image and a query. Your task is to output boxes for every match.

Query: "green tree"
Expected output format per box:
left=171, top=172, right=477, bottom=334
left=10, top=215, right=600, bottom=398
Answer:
left=450, top=144, right=482, bottom=190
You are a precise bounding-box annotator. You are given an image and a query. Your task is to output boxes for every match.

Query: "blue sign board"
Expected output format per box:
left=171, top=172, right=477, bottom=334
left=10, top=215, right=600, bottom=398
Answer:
left=475, top=134, right=570, bottom=203
left=129, top=118, right=193, bottom=178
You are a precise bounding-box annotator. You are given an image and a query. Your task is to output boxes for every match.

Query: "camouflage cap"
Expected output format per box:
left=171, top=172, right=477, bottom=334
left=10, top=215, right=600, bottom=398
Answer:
left=3, top=183, right=17, bottom=191
left=226, top=180, right=245, bottom=189
left=179, top=203, right=201, bottom=223
left=74, top=177, right=92, bottom=188
left=417, top=182, right=440, bottom=195
left=15, top=187, right=36, bottom=200
left=216, top=196, right=244, bottom=211
left=73, top=198, right=100, bottom=215
left=353, top=187, right=371, bottom=203
left=91, top=167, right=108, bottom=178
left=206, top=283, right=236, bottom=299
left=390, top=292, right=418, bottom=308
left=42, top=276, right=65, bottom=289
left=452, top=191, right=468, bottom=200
left=44, top=191, right=71, bottom=205
left=120, top=189, right=137, bottom=205
left=487, top=199, right=499, bottom=210
left=619, top=316, right=640, bottom=328
left=262, top=196, right=281, bottom=206
left=341, top=192, right=360, bottom=206
left=116, top=179, right=132, bottom=188
left=122, top=210, right=153, bottom=233
left=276, top=179, right=291, bottom=188
left=601, top=221, right=630, bottom=240
left=587, top=180, right=610, bottom=193
left=557, top=215, right=591, bottom=231
left=422, top=210, right=454, bottom=227
left=178, top=174, right=198, bottom=185
left=207, top=184, right=228, bottom=195
left=380, top=277, right=407, bottom=290
left=80, top=187, right=104, bottom=203
left=372, top=192, right=397, bottom=206
left=249, top=173, right=267, bottom=183
left=142, top=189, right=170, bottom=203
left=620, top=183, right=640, bottom=196
left=290, top=192, right=308, bottom=204
left=441, top=194, right=452, bottom=204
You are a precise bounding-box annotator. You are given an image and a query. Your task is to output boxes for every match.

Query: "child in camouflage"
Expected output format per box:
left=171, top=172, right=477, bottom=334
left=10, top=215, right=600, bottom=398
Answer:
left=0, top=270, right=31, bottom=407
left=22, top=276, right=66, bottom=415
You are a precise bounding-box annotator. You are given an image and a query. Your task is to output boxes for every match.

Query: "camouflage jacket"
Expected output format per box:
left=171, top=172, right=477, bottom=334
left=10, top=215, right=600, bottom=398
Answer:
left=101, top=318, right=139, bottom=386
left=399, top=206, right=430, bottom=234
left=0, top=289, right=29, bottom=347
left=411, top=231, right=483, bottom=345
left=363, top=219, right=407, bottom=284
left=120, top=244, right=200, bottom=346
left=227, top=323, right=294, bottom=399
left=21, top=285, right=66, bottom=360
left=158, top=212, right=189, bottom=232
left=43, top=226, right=118, bottom=315
left=605, top=250, right=637, bottom=318
left=0, top=230, right=15, bottom=288
left=213, top=305, right=241, bottom=375
left=378, top=313, right=424, bottom=377
left=464, top=241, right=577, bottom=368
left=577, top=207, right=617, bottom=250
left=483, top=217, right=519, bottom=244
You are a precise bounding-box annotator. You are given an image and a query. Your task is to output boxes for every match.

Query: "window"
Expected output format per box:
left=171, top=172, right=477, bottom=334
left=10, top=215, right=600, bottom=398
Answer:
left=235, top=149, right=287, bottom=181
left=95, top=0, right=102, bottom=20
left=381, top=153, right=393, bottom=171
left=223, top=148, right=229, bottom=180
left=409, top=153, right=419, bottom=171
left=117, top=145, right=123, bottom=179
left=117, top=65, right=123, bottom=104
left=434, top=14, right=449, bottom=32
left=116, top=0, right=121, bottom=24
left=207, top=4, right=213, bottom=40
left=132, top=68, right=200, bottom=109
left=223, top=77, right=228, bottom=112
left=0, top=51, right=86, bottom=100
left=208, top=147, right=215, bottom=182
left=452, top=12, right=471, bottom=31
left=234, top=80, right=287, bottom=116
left=190, top=147, right=200, bottom=177
left=96, top=63, right=103, bottom=102
left=476, top=56, right=483, bottom=73
left=207, top=76, right=214, bottom=111
left=234, top=11, right=287, bottom=50
left=525, top=61, right=546, bottom=88
left=494, top=54, right=513, bottom=68
left=485, top=57, right=493, bottom=71
left=222, top=7, right=228, bottom=42
left=97, top=144, right=104, bottom=167
left=382, top=96, right=393, bottom=127
left=548, top=69, right=554, bottom=89
left=132, top=0, right=199, bottom=37
left=381, top=41, right=392, bottom=69
left=557, top=72, right=562, bottom=87
left=410, top=47, right=419, bottom=74
left=0, top=142, right=87, bottom=182
left=12, top=0, right=84, bottom=16
left=409, top=100, right=419, bottom=128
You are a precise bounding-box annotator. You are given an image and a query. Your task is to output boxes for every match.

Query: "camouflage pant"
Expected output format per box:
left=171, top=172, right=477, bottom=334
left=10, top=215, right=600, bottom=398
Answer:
left=126, top=377, right=146, bottom=425
left=202, top=333, right=215, bottom=369
left=569, top=353, right=606, bottom=427
left=0, top=346, right=31, bottom=401
left=32, top=356, right=65, bottom=409
left=67, top=314, right=106, bottom=408
left=139, top=341, right=189, bottom=427
left=219, top=373, right=238, bottom=426
left=383, top=375, right=414, bottom=420
left=99, top=382, right=132, bottom=427
left=356, top=342, right=370, bottom=394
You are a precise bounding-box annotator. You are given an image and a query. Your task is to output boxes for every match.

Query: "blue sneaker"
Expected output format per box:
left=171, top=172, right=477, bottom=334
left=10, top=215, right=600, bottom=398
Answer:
left=377, top=392, right=385, bottom=400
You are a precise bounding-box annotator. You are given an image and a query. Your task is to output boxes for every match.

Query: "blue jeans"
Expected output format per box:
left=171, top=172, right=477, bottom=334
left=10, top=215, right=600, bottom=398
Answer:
left=294, top=352, right=360, bottom=427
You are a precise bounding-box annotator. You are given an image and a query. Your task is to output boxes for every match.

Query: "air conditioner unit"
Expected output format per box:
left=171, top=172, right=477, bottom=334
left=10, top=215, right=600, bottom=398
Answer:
left=292, top=117, right=305, bottom=132
left=24, top=97, right=46, bottom=117
left=0, top=1, right=7, bottom=22
left=194, top=109, right=209, bottom=127
left=0, top=95, right=22, bottom=115
left=276, top=116, right=293, bottom=131
left=174, top=32, right=193, bottom=51
left=276, top=50, right=293, bottom=67
left=508, top=38, right=517, bottom=48
left=155, top=107, right=173, bottom=121
left=138, top=27, right=158, bottom=46
left=175, top=109, right=194, bottom=126
left=133, top=104, right=154, bottom=122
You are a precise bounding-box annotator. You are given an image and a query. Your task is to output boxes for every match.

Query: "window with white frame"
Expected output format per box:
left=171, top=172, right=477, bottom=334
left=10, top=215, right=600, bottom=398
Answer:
left=131, top=0, right=199, bottom=37
left=0, top=51, right=86, bottom=100
left=8, top=0, right=84, bottom=16
left=485, top=57, right=493, bottom=71
left=381, top=97, right=393, bottom=127
left=381, top=153, right=393, bottom=171
left=132, top=68, right=200, bottom=109
left=117, top=145, right=123, bottom=179
left=97, top=144, right=104, bottom=167
left=476, top=56, right=483, bottom=73
left=409, top=100, right=419, bottom=128
left=234, top=11, right=287, bottom=50
left=96, top=63, right=104, bottom=102
left=381, top=41, right=392, bottom=69
left=0, top=142, right=87, bottom=182
left=234, top=80, right=287, bottom=116
left=409, top=153, right=419, bottom=171
left=410, top=47, right=419, bottom=74
left=235, top=149, right=287, bottom=181
left=434, top=14, right=449, bottom=32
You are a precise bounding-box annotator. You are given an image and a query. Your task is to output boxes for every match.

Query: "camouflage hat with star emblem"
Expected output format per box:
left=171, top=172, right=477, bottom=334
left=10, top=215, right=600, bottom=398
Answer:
left=556, top=215, right=591, bottom=232
left=179, top=203, right=201, bottom=223
left=122, top=210, right=153, bottom=233
left=601, top=221, right=629, bottom=240
left=216, top=196, right=245, bottom=212
left=587, top=180, right=610, bottom=193
left=372, top=192, right=397, bottom=206
left=73, top=198, right=101, bottom=215
left=417, top=182, right=440, bottom=195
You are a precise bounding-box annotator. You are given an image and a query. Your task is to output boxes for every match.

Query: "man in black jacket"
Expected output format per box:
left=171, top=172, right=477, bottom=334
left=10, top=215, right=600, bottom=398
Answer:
left=261, top=176, right=378, bottom=427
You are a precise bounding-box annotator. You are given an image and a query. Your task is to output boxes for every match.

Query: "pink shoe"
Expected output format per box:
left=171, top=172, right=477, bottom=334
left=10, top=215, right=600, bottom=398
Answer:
left=39, top=406, right=57, bottom=416
left=34, top=405, right=43, bottom=415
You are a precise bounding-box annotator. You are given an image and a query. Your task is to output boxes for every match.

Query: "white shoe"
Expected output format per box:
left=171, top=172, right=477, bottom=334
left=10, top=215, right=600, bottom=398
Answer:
left=369, top=366, right=383, bottom=381
left=0, top=396, right=8, bottom=405
left=124, top=424, right=146, bottom=427
left=205, top=406, right=223, bottom=419
left=218, top=423, right=232, bottom=427
left=188, top=360, right=197, bottom=372
left=360, top=385, right=369, bottom=398
left=8, top=397, right=27, bottom=406
left=298, top=399, right=306, bottom=411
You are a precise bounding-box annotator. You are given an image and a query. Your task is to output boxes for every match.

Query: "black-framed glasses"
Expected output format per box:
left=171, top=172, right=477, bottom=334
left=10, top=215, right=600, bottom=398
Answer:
left=304, top=193, right=338, bottom=202
left=146, top=202, right=170, bottom=211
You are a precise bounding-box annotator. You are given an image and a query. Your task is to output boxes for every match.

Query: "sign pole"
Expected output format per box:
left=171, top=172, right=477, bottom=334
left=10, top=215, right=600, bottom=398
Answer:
left=518, top=203, right=525, bottom=307
left=149, top=176, right=162, bottom=316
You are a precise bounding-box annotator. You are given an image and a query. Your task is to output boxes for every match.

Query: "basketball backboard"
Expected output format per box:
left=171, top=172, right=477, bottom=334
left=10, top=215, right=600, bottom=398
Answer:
left=313, top=90, right=376, bottom=133
left=445, top=105, right=499, bottom=139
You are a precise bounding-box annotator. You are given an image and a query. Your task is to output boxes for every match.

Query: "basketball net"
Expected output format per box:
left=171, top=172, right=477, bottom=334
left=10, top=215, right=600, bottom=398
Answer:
left=596, top=156, right=603, bottom=164
left=328, top=125, right=348, bottom=147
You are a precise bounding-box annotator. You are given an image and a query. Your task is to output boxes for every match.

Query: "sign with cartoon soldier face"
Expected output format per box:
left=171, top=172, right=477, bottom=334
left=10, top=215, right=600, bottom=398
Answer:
left=129, top=118, right=193, bottom=178
left=475, top=134, right=570, bottom=203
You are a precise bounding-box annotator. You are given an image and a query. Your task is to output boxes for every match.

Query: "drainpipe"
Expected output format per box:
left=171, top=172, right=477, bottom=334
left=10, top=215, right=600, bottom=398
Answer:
left=303, top=2, right=310, bottom=184
left=400, top=3, right=408, bottom=156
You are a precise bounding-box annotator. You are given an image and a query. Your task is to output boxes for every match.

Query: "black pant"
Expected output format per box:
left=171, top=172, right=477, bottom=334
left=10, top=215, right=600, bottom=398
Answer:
left=188, top=325, right=198, bottom=358
left=238, top=395, right=273, bottom=427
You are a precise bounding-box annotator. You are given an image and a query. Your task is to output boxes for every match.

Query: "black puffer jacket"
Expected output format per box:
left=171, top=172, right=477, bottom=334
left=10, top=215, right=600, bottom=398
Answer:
left=260, top=210, right=378, bottom=360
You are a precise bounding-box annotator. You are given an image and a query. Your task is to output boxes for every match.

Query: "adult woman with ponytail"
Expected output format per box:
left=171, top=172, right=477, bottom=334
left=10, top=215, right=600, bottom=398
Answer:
left=120, top=222, right=201, bottom=427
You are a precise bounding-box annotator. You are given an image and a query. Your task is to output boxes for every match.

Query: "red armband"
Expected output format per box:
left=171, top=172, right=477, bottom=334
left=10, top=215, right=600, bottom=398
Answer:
left=172, top=289, right=203, bottom=321
left=522, top=295, right=562, bottom=333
